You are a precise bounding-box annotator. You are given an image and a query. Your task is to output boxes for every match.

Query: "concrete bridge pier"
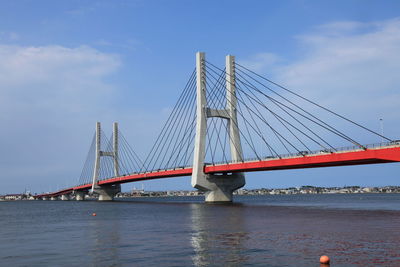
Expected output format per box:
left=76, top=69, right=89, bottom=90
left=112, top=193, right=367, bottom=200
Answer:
left=50, top=196, right=57, bottom=201
left=61, top=195, right=69, bottom=201
left=96, top=184, right=121, bottom=201
left=201, top=174, right=245, bottom=202
left=42, top=197, right=48, bottom=201
left=75, top=191, right=85, bottom=201
left=191, top=52, right=245, bottom=203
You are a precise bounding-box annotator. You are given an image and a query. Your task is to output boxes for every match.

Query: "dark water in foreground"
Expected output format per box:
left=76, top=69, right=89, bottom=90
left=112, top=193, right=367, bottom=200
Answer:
left=1, top=194, right=400, bottom=267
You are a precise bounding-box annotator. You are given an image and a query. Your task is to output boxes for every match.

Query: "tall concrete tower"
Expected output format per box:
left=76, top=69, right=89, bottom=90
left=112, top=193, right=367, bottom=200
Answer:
left=91, top=122, right=121, bottom=200
left=191, top=52, right=245, bottom=202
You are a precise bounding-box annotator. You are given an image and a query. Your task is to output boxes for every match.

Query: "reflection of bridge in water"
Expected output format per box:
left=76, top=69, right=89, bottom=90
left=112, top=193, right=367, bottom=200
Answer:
left=190, top=203, right=249, bottom=266
left=190, top=199, right=400, bottom=266
left=36, top=52, right=400, bottom=202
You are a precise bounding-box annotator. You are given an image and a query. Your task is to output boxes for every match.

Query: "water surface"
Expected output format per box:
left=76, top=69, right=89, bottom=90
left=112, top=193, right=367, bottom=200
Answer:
left=1, top=194, right=399, bottom=266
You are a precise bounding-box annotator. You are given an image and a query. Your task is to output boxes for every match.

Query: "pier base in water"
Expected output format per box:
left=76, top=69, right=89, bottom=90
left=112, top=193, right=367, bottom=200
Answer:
left=75, top=191, right=85, bottom=201
left=95, top=185, right=121, bottom=201
left=195, top=173, right=245, bottom=203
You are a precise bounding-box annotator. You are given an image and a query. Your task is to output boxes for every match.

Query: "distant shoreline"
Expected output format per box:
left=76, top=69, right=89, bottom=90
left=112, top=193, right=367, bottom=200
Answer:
left=1, top=186, right=399, bottom=201
left=2, top=192, right=400, bottom=202
left=118, top=185, right=400, bottom=198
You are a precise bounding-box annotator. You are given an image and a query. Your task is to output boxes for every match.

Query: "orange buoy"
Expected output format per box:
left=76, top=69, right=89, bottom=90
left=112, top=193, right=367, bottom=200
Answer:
left=92, top=213, right=97, bottom=216
left=320, top=255, right=330, bottom=264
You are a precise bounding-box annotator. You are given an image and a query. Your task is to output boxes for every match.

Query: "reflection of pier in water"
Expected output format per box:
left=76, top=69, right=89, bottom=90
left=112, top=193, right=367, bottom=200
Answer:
left=189, top=202, right=400, bottom=266
left=190, top=203, right=249, bottom=266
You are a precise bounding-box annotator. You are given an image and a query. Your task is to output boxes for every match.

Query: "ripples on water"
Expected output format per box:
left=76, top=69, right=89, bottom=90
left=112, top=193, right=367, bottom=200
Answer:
left=0, top=194, right=399, bottom=267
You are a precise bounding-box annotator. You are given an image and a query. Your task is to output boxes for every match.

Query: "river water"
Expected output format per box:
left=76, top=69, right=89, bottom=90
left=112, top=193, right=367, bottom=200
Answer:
left=1, top=194, right=399, bottom=266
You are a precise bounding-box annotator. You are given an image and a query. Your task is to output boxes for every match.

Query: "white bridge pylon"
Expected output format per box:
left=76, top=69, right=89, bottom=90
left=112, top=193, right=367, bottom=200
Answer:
left=191, top=52, right=245, bottom=202
left=90, top=122, right=121, bottom=200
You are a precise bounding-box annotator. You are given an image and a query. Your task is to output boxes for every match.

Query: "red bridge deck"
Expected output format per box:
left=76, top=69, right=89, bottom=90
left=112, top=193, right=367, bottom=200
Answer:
left=36, top=145, right=400, bottom=198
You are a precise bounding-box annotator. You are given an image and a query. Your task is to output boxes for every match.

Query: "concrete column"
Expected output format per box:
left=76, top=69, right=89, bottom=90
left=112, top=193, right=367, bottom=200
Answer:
left=75, top=191, right=85, bottom=201
left=61, top=194, right=69, bottom=201
left=223, top=54, right=246, bottom=194
left=113, top=122, right=119, bottom=177
left=226, top=55, right=244, bottom=163
left=191, top=52, right=245, bottom=203
left=50, top=196, right=57, bottom=201
left=191, top=52, right=208, bottom=192
left=91, top=122, right=101, bottom=193
left=42, top=197, right=48, bottom=201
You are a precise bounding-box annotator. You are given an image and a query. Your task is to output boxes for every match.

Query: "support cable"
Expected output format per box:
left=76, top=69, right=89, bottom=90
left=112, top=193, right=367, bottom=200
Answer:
left=119, top=137, right=138, bottom=174
left=179, top=118, right=197, bottom=167
left=205, top=65, right=263, bottom=159
left=235, top=73, right=356, bottom=150
left=163, top=81, right=197, bottom=169
left=235, top=71, right=337, bottom=150
left=235, top=87, right=297, bottom=155
left=205, top=66, right=261, bottom=161
left=78, top=133, right=96, bottom=185
left=236, top=88, right=278, bottom=158
left=119, top=132, right=145, bottom=172
left=204, top=71, right=230, bottom=164
left=234, top=67, right=367, bottom=149
left=150, top=72, right=196, bottom=170
left=170, top=98, right=197, bottom=168
left=206, top=65, right=280, bottom=158
left=205, top=67, right=252, bottom=161
left=143, top=70, right=196, bottom=172
left=235, top=63, right=392, bottom=142
left=236, top=81, right=320, bottom=152
left=118, top=134, right=138, bottom=173
left=159, top=79, right=196, bottom=169
left=172, top=117, right=197, bottom=168
left=209, top=60, right=367, bottom=149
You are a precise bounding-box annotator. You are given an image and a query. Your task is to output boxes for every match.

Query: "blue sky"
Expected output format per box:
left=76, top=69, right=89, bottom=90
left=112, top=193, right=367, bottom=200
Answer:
left=1, top=0, right=400, bottom=194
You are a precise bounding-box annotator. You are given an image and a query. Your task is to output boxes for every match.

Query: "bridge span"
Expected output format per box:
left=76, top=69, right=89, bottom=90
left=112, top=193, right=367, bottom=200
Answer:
left=35, top=52, right=400, bottom=202
left=36, top=142, right=400, bottom=200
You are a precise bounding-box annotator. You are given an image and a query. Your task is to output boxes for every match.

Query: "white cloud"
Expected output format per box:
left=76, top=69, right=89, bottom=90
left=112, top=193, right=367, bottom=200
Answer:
left=241, top=18, right=400, bottom=139
left=0, top=45, right=121, bottom=193
left=238, top=52, right=281, bottom=72
left=283, top=18, right=400, bottom=116
left=0, top=44, right=176, bottom=193
left=94, top=38, right=141, bottom=51
left=0, top=45, right=120, bottom=115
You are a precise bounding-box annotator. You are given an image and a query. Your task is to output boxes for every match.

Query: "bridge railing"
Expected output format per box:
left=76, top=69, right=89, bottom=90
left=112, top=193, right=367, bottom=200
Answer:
left=208, top=140, right=400, bottom=166
left=87, top=164, right=194, bottom=184
left=76, top=140, right=400, bottom=185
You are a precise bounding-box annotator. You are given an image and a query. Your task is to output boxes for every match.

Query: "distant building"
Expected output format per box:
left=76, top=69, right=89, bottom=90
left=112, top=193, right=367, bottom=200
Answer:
left=4, top=194, right=24, bottom=200
left=363, top=187, right=373, bottom=193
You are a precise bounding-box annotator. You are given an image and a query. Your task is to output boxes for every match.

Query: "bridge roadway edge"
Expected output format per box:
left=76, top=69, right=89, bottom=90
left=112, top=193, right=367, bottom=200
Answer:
left=35, top=145, right=400, bottom=199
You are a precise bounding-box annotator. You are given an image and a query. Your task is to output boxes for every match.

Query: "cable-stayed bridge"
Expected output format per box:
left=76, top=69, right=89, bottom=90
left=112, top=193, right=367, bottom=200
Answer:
left=36, top=52, right=400, bottom=202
